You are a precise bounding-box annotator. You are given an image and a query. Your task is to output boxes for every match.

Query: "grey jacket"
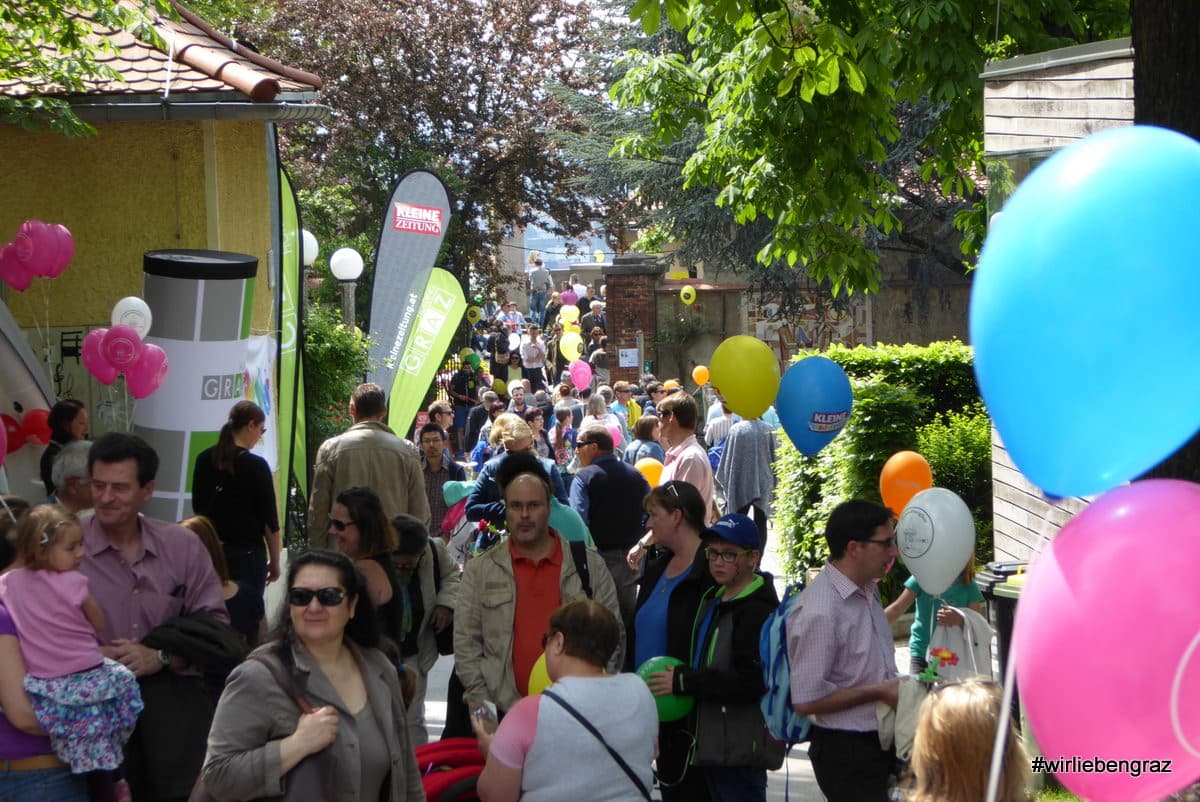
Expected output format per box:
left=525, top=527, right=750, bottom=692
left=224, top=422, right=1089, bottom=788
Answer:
left=411, top=538, right=460, bottom=674
left=453, top=533, right=623, bottom=713
left=201, top=642, right=425, bottom=802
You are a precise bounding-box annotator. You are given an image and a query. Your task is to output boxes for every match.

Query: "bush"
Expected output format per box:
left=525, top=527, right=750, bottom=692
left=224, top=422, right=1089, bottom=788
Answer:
left=775, top=342, right=991, bottom=604
left=302, top=305, right=373, bottom=462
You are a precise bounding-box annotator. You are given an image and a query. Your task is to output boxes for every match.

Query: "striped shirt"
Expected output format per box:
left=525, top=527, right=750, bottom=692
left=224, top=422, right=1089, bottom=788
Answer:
left=786, top=562, right=897, bottom=732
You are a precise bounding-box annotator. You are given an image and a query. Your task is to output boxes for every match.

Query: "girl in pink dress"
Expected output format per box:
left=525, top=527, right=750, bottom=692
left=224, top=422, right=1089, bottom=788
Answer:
left=0, top=506, right=143, bottom=778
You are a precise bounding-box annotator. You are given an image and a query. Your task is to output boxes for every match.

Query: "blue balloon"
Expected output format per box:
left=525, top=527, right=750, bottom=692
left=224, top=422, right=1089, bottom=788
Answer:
left=776, top=356, right=853, bottom=455
left=971, top=125, right=1200, bottom=498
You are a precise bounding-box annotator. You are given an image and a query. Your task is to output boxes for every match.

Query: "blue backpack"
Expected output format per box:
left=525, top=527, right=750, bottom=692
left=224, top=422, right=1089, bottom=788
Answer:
left=759, top=582, right=812, bottom=748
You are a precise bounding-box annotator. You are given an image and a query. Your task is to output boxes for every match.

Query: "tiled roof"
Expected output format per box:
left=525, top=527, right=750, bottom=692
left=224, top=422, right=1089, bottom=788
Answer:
left=0, top=1, right=322, bottom=103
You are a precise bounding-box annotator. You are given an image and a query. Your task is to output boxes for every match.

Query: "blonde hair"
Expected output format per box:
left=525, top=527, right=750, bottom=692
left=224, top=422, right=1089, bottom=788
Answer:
left=908, top=680, right=1029, bottom=802
left=488, top=413, right=521, bottom=447
left=498, top=418, right=534, bottom=452
left=14, top=505, right=80, bottom=570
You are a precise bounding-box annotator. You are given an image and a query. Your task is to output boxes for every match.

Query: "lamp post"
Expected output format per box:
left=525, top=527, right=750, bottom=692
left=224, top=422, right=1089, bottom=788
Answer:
left=329, top=247, right=364, bottom=326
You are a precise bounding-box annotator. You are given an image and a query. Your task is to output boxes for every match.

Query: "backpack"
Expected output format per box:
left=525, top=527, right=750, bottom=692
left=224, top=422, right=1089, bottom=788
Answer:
left=707, top=437, right=726, bottom=471
left=759, top=582, right=811, bottom=748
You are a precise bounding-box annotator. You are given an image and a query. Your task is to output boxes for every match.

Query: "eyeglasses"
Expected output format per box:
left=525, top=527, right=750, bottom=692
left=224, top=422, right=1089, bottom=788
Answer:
left=860, top=536, right=897, bottom=548
left=705, top=547, right=750, bottom=563
left=328, top=517, right=355, bottom=531
left=287, top=586, right=347, bottom=607
left=576, top=440, right=597, bottom=448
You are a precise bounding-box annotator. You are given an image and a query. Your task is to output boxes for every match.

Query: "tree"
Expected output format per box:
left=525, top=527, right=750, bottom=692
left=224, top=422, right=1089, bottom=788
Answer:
left=240, top=0, right=606, bottom=303
left=1, top=1, right=167, bottom=136
left=610, top=0, right=1128, bottom=294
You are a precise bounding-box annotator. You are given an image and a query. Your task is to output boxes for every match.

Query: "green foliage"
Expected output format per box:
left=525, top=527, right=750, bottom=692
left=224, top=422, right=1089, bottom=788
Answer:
left=1, top=0, right=169, bottom=135
left=302, top=305, right=372, bottom=458
left=823, top=340, right=977, bottom=421
left=775, top=342, right=992, bottom=604
left=612, top=0, right=1129, bottom=293
left=918, top=406, right=994, bottom=567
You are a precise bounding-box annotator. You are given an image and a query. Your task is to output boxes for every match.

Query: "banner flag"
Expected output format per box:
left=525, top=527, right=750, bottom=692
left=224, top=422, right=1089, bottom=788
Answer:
left=279, top=169, right=308, bottom=507
left=386, top=268, right=466, bottom=434
left=366, top=170, right=452, bottom=394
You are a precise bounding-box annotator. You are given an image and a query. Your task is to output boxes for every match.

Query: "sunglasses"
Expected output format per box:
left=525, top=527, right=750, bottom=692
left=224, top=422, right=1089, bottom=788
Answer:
left=328, top=517, right=354, bottom=531
left=287, top=586, right=347, bottom=607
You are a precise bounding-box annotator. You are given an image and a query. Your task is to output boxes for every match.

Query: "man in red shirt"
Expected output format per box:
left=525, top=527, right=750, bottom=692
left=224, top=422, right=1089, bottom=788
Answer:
left=453, top=452, right=623, bottom=719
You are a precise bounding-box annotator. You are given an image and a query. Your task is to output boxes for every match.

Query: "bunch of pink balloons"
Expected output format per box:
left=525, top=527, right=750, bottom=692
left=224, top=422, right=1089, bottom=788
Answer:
left=0, top=220, right=74, bottom=290
left=82, top=324, right=168, bottom=399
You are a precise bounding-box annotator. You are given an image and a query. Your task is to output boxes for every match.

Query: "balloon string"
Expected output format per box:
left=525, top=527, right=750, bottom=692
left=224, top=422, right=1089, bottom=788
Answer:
left=40, top=280, right=55, bottom=388
left=0, top=494, right=13, bottom=521
left=983, top=498, right=1062, bottom=802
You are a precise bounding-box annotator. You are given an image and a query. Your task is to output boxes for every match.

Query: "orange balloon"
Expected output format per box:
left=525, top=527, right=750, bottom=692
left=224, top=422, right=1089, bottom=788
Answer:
left=635, top=457, right=664, bottom=488
left=692, top=365, right=710, bottom=386
left=880, top=451, right=933, bottom=516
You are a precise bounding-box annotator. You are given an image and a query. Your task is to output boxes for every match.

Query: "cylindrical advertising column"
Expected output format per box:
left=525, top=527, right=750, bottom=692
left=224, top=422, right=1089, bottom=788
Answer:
left=133, top=250, right=258, bottom=522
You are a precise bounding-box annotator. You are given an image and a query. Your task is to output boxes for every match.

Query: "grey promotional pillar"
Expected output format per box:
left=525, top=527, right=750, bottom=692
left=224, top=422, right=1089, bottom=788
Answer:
left=132, top=250, right=258, bottom=522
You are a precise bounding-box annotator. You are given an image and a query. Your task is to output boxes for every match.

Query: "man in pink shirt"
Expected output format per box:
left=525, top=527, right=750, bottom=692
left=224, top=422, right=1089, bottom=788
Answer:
left=81, top=432, right=228, bottom=801
left=787, top=500, right=901, bottom=802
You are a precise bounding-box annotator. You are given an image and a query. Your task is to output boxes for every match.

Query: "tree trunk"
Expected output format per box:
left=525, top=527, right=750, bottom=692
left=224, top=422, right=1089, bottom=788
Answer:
left=1133, top=3, right=1200, bottom=481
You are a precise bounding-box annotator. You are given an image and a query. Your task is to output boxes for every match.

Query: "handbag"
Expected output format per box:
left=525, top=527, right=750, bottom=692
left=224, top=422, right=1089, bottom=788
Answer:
left=187, top=653, right=328, bottom=802
left=429, top=541, right=455, bottom=655
left=542, top=689, right=651, bottom=801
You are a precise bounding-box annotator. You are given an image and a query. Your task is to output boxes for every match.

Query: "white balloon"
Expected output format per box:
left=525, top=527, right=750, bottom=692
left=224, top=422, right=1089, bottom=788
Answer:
left=111, top=296, right=153, bottom=339
left=896, top=487, right=976, bottom=597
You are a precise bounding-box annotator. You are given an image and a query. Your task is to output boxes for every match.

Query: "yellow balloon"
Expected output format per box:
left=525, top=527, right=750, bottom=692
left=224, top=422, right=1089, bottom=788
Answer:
left=466, top=306, right=482, bottom=323
left=492, top=378, right=508, bottom=397
left=459, top=347, right=474, bottom=360
left=692, top=365, right=710, bottom=386
left=635, top=458, right=664, bottom=487
left=559, top=331, right=584, bottom=360
left=559, top=305, right=580, bottom=323
left=563, top=322, right=581, bottom=335
left=680, top=285, right=696, bottom=304
left=594, top=250, right=605, bottom=263
left=709, top=336, right=780, bottom=419
left=528, top=653, right=551, bottom=696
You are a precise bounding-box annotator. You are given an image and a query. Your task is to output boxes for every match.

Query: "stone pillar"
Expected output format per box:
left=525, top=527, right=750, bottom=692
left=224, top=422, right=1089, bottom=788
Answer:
left=602, top=254, right=665, bottom=385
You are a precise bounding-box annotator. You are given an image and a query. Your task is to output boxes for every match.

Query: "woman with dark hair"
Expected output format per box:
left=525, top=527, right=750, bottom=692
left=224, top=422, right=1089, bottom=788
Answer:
left=522, top=407, right=551, bottom=459
left=326, top=487, right=403, bottom=650
left=624, top=415, right=666, bottom=465
left=191, top=401, right=281, bottom=602
left=628, top=480, right=718, bottom=802
left=201, top=549, right=423, bottom=801
left=181, top=516, right=265, bottom=647
left=39, top=399, right=87, bottom=497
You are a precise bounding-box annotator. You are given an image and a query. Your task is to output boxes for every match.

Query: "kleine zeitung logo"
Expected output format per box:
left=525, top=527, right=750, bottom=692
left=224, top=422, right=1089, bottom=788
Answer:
left=393, top=203, right=443, bottom=235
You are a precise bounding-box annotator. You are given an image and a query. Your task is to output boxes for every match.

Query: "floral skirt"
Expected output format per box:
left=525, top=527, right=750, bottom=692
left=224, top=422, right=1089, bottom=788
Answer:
left=24, top=658, right=144, bottom=773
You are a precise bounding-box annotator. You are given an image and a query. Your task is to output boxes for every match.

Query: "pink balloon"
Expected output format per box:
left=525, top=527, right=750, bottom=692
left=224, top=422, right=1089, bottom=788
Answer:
left=82, top=328, right=119, bottom=385
left=125, top=344, right=168, bottom=399
left=569, top=359, right=592, bottom=391
left=14, top=220, right=57, bottom=278
left=561, top=290, right=578, bottom=306
left=1014, top=479, right=1200, bottom=802
left=0, top=243, right=32, bottom=292
left=608, top=424, right=623, bottom=448
left=46, top=224, right=73, bottom=277
left=101, top=324, right=143, bottom=369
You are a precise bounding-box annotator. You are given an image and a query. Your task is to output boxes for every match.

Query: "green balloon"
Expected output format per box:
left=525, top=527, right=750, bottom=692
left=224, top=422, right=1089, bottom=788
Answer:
left=636, top=656, right=694, bottom=722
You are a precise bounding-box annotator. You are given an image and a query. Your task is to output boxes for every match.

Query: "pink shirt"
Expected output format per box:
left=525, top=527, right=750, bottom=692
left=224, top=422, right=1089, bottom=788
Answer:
left=80, top=514, right=228, bottom=645
left=786, top=562, right=898, bottom=732
left=0, top=568, right=101, bottom=678
left=662, top=434, right=714, bottom=508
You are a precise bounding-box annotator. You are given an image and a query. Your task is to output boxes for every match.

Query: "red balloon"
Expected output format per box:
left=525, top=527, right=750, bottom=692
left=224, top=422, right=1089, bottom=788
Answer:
left=1, top=414, right=23, bottom=454
left=21, top=409, right=51, bottom=445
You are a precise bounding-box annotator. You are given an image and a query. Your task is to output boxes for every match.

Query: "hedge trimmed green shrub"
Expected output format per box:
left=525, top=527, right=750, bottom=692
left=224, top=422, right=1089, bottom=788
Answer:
left=774, top=342, right=992, bottom=604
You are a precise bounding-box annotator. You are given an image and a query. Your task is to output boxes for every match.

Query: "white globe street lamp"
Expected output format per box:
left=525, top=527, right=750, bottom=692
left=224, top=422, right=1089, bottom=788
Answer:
left=329, top=247, right=364, bottom=325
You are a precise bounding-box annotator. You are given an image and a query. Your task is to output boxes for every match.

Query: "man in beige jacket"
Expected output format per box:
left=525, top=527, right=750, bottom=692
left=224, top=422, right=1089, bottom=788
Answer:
left=307, top=383, right=430, bottom=546
left=453, top=452, right=622, bottom=717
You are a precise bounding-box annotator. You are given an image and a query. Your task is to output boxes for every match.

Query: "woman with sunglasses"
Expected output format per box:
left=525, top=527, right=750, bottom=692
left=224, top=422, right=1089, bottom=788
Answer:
left=325, top=488, right=405, bottom=649
left=472, top=600, right=657, bottom=802
left=646, top=514, right=782, bottom=802
left=201, top=549, right=424, bottom=801
left=627, top=481, right=717, bottom=802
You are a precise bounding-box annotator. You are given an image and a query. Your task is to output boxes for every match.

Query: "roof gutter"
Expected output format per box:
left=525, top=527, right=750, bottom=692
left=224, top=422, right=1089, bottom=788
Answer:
left=68, top=98, right=331, bottom=124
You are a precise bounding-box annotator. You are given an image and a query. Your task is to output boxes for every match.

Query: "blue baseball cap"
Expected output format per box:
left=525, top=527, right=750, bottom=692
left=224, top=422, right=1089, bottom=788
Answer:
left=701, top=513, right=760, bottom=550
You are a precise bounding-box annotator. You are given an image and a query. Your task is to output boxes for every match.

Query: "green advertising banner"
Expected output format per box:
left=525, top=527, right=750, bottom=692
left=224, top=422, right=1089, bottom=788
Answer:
left=279, top=170, right=308, bottom=505
left=387, top=267, right=466, bottom=434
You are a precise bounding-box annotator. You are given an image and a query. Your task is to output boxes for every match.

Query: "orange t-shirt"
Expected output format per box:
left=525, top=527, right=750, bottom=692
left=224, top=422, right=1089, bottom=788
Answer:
left=509, top=535, right=563, bottom=696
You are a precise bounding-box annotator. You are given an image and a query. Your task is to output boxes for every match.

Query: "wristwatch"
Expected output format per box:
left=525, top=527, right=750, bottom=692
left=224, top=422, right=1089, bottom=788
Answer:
left=156, top=649, right=170, bottom=668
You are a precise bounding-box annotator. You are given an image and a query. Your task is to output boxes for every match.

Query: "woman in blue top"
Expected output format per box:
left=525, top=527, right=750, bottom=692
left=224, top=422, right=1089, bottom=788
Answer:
left=885, top=561, right=985, bottom=674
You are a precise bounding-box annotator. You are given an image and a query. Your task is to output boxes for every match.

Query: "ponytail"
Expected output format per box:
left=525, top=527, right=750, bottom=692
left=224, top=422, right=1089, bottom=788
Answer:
left=211, top=400, right=265, bottom=474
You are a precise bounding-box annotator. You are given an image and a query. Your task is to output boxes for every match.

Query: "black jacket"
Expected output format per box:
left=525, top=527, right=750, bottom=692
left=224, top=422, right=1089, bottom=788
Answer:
left=627, top=545, right=717, bottom=672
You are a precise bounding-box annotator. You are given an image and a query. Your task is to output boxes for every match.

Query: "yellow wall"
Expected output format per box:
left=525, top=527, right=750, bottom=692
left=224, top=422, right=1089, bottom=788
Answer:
left=0, top=119, right=274, bottom=332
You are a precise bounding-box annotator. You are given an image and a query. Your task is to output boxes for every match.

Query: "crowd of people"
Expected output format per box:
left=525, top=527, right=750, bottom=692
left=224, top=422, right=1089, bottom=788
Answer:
left=0, top=285, right=1028, bottom=802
